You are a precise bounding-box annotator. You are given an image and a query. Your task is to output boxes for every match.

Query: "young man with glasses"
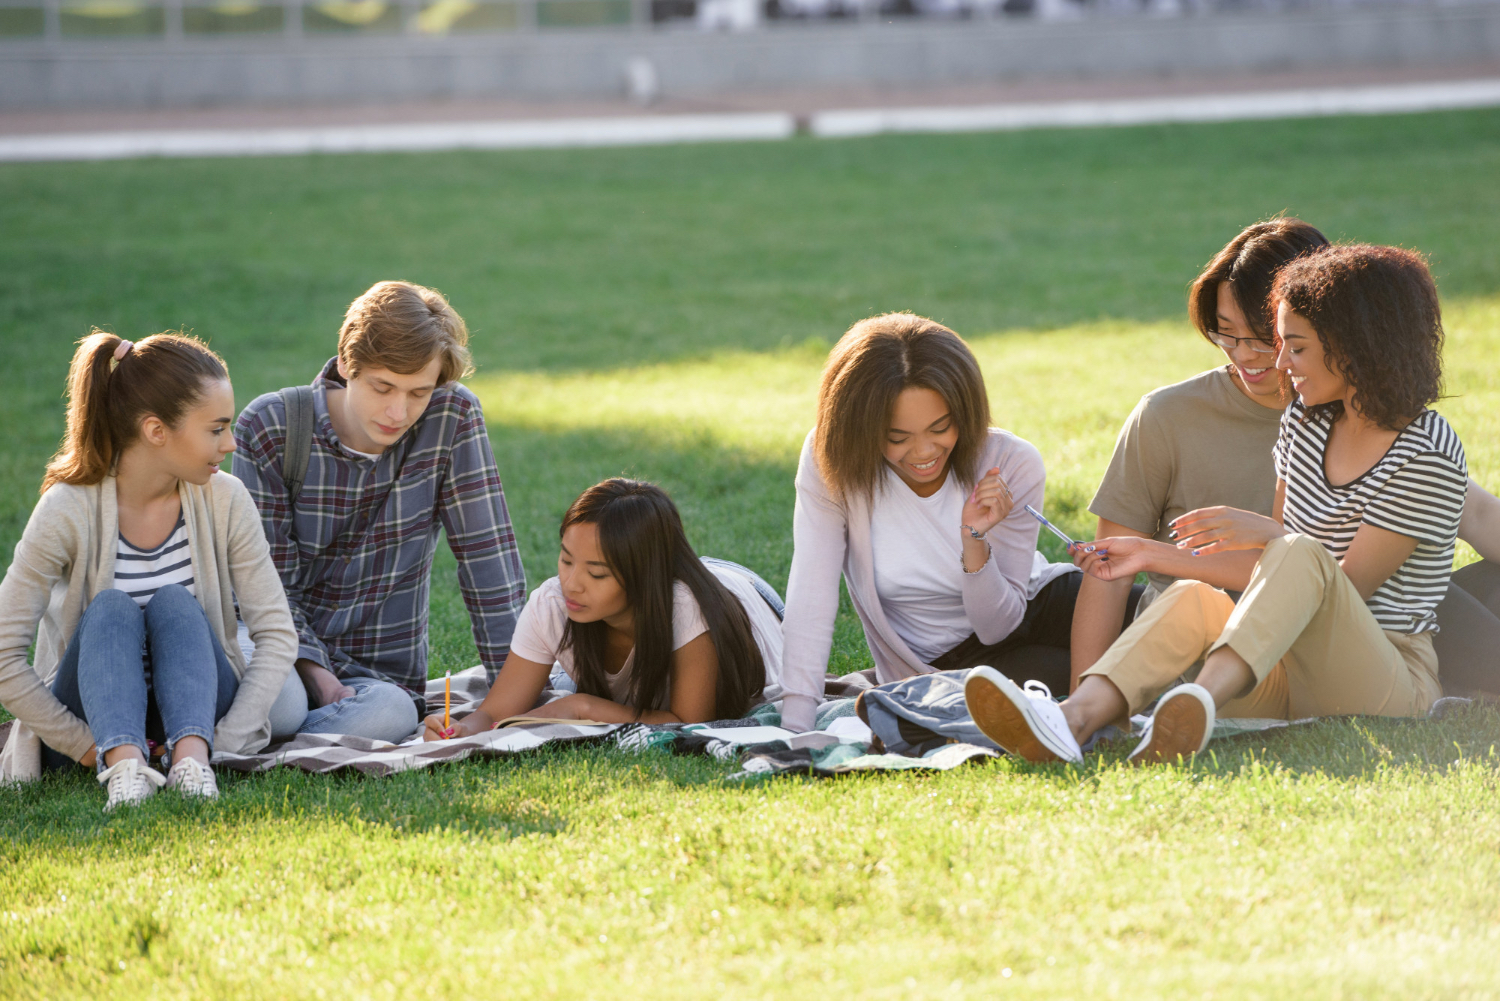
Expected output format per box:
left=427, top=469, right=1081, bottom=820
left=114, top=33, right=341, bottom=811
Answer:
left=1065, top=218, right=1328, bottom=688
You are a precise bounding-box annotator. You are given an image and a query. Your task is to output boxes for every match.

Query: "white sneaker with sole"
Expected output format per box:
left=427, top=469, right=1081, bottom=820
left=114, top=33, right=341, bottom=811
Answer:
left=97, top=757, right=166, bottom=812
left=964, top=667, right=1083, bottom=764
left=1128, top=683, right=1215, bottom=766
left=165, top=756, right=219, bottom=800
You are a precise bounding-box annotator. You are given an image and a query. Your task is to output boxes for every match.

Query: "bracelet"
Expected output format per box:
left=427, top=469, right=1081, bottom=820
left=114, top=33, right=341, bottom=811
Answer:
left=963, top=524, right=986, bottom=541
left=961, top=543, right=992, bottom=575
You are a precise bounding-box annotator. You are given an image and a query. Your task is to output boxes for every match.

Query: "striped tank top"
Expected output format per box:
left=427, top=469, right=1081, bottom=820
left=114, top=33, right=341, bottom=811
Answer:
left=113, top=515, right=196, bottom=608
left=1273, top=402, right=1467, bottom=635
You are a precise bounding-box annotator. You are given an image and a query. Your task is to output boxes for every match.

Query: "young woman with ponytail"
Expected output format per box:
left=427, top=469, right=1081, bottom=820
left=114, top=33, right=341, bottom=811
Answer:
left=0, top=331, right=300, bottom=810
left=424, top=478, right=782, bottom=736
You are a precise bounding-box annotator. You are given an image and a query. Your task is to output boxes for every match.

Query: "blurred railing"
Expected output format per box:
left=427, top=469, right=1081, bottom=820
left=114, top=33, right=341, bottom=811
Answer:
left=0, top=0, right=1493, bottom=39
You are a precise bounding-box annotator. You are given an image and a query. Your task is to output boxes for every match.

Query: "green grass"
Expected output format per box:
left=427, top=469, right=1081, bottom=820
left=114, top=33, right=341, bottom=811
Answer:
left=3, top=109, right=1500, bottom=999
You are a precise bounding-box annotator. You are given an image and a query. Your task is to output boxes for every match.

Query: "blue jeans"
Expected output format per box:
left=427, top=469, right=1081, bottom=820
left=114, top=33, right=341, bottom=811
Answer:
left=43, top=585, right=236, bottom=771
left=700, top=557, right=785, bottom=620
left=297, top=678, right=417, bottom=743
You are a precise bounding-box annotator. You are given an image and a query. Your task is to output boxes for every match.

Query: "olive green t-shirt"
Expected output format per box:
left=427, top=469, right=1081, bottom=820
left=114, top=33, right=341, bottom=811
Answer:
left=1089, top=367, right=1286, bottom=595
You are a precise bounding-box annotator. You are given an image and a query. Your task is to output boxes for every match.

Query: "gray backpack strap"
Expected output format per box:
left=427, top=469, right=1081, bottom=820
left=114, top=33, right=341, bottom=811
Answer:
left=279, top=386, right=316, bottom=504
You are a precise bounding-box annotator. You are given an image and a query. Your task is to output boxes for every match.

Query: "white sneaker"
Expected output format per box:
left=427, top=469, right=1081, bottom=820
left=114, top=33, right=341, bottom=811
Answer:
left=165, top=756, right=220, bottom=800
left=97, top=757, right=166, bottom=812
left=1129, top=683, right=1215, bottom=766
left=964, top=667, right=1083, bottom=764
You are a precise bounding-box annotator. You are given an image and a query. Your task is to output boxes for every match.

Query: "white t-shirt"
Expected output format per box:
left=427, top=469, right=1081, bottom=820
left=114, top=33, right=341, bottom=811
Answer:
left=509, top=562, right=784, bottom=709
left=869, top=467, right=1075, bottom=663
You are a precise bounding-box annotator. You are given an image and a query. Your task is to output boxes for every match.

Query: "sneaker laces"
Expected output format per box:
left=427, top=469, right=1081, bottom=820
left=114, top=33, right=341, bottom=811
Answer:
left=166, top=756, right=219, bottom=798
left=1022, top=680, right=1055, bottom=701
left=99, top=758, right=165, bottom=811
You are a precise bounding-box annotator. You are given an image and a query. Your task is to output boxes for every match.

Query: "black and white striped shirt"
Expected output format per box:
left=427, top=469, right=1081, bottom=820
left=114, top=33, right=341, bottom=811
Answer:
left=113, top=515, right=196, bottom=608
left=1274, top=402, right=1467, bottom=635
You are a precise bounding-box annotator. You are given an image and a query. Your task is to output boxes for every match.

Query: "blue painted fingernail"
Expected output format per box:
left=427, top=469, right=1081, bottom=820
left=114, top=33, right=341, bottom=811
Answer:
left=1084, top=545, right=1095, bottom=553
left=1191, top=549, right=1201, bottom=556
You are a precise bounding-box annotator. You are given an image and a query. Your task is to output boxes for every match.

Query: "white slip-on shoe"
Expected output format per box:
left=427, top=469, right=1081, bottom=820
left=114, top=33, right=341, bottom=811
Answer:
left=165, top=756, right=220, bottom=800
left=1129, top=683, right=1215, bottom=766
left=97, top=757, right=167, bottom=813
left=964, top=667, right=1083, bottom=764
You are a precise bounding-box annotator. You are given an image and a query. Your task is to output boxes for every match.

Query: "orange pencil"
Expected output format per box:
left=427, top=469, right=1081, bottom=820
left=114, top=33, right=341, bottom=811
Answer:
left=443, top=670, right=452, bottom=733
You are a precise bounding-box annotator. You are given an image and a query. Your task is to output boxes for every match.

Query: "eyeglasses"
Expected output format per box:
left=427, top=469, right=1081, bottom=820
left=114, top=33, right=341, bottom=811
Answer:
left=1209, top=332, right=1277, bottom=354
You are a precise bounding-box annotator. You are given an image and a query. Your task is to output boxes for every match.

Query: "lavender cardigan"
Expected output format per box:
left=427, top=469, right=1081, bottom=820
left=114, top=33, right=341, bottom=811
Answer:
left=780, top=428, right=1071, bottom=732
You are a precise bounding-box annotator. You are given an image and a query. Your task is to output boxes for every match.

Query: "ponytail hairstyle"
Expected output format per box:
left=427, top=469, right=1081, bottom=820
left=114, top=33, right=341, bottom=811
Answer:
left=42, top=329, right=230, bottom=494
left=559, top=479, right=767, bottom=720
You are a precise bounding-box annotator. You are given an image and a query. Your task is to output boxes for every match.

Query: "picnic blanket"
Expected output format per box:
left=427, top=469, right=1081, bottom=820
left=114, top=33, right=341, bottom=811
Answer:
left=204, top=666, right=1483, bottom=779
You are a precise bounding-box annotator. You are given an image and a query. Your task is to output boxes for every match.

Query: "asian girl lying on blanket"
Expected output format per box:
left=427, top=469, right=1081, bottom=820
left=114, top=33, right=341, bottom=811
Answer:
left=424, top=478, right=784, bottom=738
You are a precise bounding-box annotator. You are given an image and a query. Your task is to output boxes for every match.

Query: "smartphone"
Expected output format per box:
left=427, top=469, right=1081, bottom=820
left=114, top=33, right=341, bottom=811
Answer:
left=1023, top=504, right=1078, bottom=549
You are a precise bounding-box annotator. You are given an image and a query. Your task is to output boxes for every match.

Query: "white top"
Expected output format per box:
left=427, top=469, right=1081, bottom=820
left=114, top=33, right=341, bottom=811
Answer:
left=869, top=468, right=973, bottom=662
left=869, top=466, right=1076, bottom=662
left=1274, top=402, right=1467, bottom=635
left=780, top=427, right=1073, bottom=732
left=112, top=515, right=196, bottom=608
left=509, top=561, right=784, bottom=709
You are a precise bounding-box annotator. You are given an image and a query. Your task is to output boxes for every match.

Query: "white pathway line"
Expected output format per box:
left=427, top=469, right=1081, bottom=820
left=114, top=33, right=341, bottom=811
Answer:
left=0, top=112, right=796, bottom=162
left=809, top=78, right=1500, bottom=137
left=3, top=79, right=1499, bottom=161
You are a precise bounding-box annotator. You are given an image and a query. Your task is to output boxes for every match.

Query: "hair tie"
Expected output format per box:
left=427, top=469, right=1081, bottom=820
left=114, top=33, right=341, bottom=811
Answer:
left=113, top=340, right=134, bottom=361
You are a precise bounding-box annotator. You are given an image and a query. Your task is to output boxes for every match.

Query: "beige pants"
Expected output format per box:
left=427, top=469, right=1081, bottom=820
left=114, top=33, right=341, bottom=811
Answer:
left=1080, top=534, right=1442, bottom=722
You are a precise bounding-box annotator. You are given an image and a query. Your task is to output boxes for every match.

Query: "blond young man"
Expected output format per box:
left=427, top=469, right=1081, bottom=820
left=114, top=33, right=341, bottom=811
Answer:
left=233, top=282, right=525, bottom=741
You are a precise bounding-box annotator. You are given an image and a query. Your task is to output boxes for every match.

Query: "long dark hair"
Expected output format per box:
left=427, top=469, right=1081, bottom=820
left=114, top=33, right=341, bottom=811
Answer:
left=559, top=478, right=767, bottom=719
left=815, top=312, right=990, bottom=502
left=43, top=329, right=228, bottom=494
left=1272, top=244, right=1444, bottom=430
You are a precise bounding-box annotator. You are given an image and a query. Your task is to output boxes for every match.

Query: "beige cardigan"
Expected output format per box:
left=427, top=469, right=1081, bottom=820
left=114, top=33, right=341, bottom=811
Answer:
left=0, top=472, right=297, bottom=782
left=780, top=428, right=1071, bottom=732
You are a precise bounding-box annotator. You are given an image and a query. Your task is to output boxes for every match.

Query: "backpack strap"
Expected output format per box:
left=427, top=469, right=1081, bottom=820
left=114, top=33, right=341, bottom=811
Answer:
left=279, top=385, right=316, bottom=504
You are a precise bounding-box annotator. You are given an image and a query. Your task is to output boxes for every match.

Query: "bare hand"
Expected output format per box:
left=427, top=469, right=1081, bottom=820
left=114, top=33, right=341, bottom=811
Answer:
left=422, top=710, right=491, bottom=741
left=1170, top=506, right=1285, bottom=556
left=79, top=747, right=97, bottom=768
left=1075, top=536, right=1157, bottom=582
left=297, top=660, right=355, bottom=708
left=962, top=467, right=1014, bottom=538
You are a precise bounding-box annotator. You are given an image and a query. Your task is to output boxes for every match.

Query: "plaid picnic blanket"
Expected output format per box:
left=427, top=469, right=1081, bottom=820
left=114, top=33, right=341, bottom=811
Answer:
left=207, top=666, right=1480, bottom=779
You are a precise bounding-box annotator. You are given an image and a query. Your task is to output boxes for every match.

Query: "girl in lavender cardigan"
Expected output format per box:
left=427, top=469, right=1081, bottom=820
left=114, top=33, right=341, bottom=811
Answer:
left=778, top=313, right=1111, bottom=733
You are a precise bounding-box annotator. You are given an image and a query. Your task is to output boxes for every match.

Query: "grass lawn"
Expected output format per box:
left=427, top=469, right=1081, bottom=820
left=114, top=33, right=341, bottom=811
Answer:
left=3, top=109, right=1500, bottom=999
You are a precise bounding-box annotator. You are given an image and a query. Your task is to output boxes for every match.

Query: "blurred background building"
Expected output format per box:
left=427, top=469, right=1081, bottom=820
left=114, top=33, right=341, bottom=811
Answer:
left=0, top=0, right=1497, bottom=114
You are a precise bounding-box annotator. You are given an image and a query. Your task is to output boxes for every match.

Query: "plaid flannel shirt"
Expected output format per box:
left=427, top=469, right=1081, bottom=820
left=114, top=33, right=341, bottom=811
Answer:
left=232, top=358, right=526, bottom=690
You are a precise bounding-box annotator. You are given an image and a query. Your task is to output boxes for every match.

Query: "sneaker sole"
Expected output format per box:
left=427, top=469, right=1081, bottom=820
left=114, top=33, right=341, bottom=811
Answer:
left=964, top=668, right=1067, bottom=764
left=1130, top=689, right=1211, bottom=766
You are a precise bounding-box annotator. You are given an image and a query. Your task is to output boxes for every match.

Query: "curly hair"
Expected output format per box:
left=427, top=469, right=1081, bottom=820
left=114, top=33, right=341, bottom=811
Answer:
left=1272, top=244, right=1444, bottom=430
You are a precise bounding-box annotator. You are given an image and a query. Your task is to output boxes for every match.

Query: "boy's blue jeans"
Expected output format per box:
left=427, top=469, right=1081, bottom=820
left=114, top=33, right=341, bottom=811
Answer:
left=42, top=585, right=237, bottom=771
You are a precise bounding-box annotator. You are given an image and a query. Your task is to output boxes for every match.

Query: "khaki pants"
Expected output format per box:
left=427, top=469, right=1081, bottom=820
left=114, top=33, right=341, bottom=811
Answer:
left=1080, top=534, right=1442, bottom=722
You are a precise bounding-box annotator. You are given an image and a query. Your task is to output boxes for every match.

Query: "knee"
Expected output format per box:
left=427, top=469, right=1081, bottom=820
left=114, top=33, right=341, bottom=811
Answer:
left=267, top=671, right=309, bottom=739
left=143, top=582, right=198, bottom=619
left=1162, top=580, right=1233, bottom=620
left=86, top=589, right=143, bottom=627
left=358, top=682, right=419, bottom=740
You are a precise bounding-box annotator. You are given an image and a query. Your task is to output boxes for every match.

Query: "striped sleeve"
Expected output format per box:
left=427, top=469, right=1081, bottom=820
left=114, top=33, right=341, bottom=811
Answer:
left=1362, top=451, right=1467, bottom=545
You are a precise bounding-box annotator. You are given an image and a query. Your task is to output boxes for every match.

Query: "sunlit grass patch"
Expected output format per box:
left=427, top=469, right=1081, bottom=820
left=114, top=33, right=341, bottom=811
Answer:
left=475, top=295, right=1500, bottom=558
